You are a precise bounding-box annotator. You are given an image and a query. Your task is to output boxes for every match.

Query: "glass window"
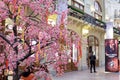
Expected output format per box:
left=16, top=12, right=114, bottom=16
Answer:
left=72, top=0, right=84, bottom=11
left=80, top=0, right=84, bottom=2
left=94, top=1, right=102, bottom=12
left=74, top=3, right=79, bottom=8
left=94, top=13, right=102, bottom=20
left=114, top=9, right=117, bottom=18
left=94, top=1, right=102, bottom=20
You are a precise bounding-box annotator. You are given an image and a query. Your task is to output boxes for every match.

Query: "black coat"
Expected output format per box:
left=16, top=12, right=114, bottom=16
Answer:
left=89, top=54, right=96, bottom=62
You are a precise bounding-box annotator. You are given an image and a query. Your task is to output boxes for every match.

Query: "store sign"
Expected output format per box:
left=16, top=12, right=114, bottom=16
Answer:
left=105, top=39, right=119, bottom=72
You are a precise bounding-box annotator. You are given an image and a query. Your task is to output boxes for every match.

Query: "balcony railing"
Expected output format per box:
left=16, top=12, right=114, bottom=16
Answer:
left=113, top=27, right=120, bottom=35
left=68, top=5, right=106, bottom=29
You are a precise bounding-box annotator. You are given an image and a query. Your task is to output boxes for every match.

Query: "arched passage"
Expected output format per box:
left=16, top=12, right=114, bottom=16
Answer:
left=87, top=35, right=99, bottom=68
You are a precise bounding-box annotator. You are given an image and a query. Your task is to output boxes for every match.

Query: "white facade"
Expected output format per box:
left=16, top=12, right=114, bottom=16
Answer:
left=105, top=0, right=120, bottom=22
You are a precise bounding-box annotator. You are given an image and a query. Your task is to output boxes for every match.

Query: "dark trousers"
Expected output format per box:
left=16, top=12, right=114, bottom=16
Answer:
left=90, top=61, right=96, bottom=72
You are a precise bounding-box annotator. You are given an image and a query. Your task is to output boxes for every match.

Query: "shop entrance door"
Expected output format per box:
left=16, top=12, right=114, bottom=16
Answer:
left=87, top=35, right=99, bottom=68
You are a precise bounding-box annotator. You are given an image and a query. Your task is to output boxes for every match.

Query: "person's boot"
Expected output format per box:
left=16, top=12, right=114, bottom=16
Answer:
left=94, top=71, right=97, bottom=73
left=90, top=70, right=92, bottom=73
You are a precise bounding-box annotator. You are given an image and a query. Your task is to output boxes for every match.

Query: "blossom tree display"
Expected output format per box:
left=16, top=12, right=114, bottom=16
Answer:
left=0, top=0, right=80, bottom=80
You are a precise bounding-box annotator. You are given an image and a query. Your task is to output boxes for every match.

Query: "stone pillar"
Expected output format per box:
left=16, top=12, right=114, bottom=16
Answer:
left=106, top=22, right=113, bottom=39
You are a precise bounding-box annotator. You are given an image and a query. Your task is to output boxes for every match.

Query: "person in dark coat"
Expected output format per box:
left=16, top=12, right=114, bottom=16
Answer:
left=89, top=51, right=96, bottom=73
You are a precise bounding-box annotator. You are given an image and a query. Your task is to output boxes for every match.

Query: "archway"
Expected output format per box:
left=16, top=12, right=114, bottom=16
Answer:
left=87, top=35, right=99, bottom=68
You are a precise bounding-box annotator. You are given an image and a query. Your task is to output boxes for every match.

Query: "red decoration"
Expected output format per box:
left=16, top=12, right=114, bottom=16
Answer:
left=5, top=59, right=9, bottom=69
left=78, top=41, right=82, bottom=60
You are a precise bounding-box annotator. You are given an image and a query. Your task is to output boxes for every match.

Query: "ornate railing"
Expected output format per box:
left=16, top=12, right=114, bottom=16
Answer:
left=68, top=5, right=106, bottom=29
left=68, top=5, right=120, bottom=35
left=113, top=27, right=120, bottom=35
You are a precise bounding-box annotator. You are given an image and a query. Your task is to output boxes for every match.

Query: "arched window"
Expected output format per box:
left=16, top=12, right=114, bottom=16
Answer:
left=94, top=1, right=102, bottom=20
left=94, top=1, right=102, bottom=12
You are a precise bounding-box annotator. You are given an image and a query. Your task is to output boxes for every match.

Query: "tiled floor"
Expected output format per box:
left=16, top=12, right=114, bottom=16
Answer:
left=52, top=66, right=120, bottom=80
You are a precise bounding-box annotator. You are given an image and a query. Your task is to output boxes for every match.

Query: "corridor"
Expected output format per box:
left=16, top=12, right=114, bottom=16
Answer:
left=53, top=66, right=120, bottom=80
